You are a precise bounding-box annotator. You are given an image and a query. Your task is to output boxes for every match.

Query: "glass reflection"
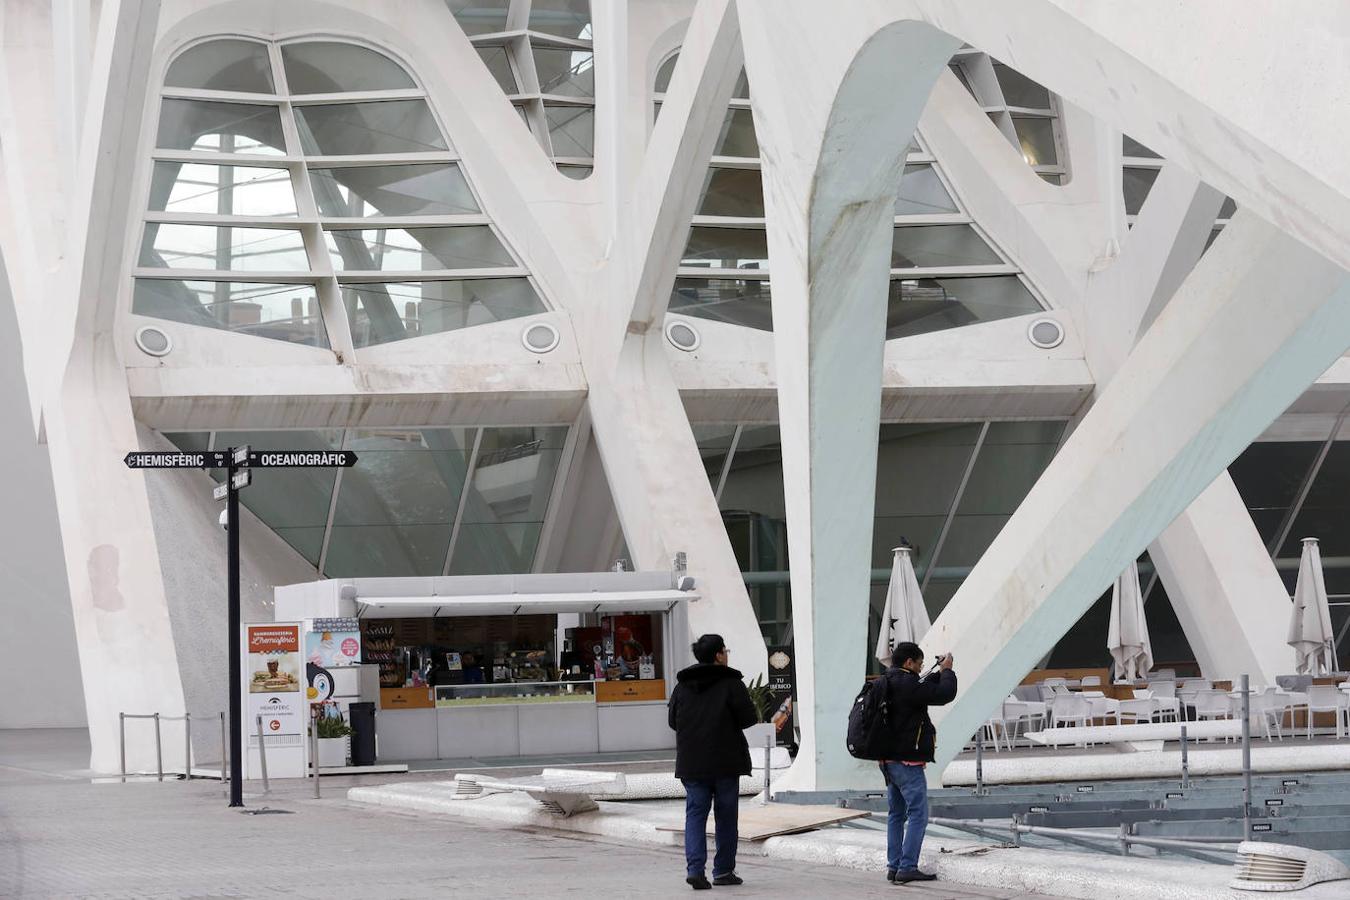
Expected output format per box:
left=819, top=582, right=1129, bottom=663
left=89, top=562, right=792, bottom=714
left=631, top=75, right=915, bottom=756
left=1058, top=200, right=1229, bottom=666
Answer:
left=885, top=276, right=1041, bottom=339
left=545, top=105, right=594, bottom=156
left=157, top=99, right=286, bottom=155
left=148, top=163, right=296, bottom=216
left=890, top=225, right=1003, bottom=269
left=132, top=279, right=328, bottom=347
left=309, top=164, right=479, bottom=217
left=326, top=227, right=514, bottom=271
left=140, top=224, right=309, bottom=272
left=295, top=100, right=449, bottom=155
left=697, top=168, right=765, bottom=217
left=343, top=278, right=546, bottom=346
left=281, top=42, right=414, bottom=94
left=165, top=39, right=275, bottom=94
left=670, top=277, right=773, bottom=330
left=894, top=165, right=957, bottom=216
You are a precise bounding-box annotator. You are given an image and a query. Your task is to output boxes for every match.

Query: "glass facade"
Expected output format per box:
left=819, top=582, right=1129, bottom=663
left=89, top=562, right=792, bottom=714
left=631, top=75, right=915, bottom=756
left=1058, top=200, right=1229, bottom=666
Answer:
left=657, top=51, right=1045, bottom=340
left=949, top=49, right=1068, bottom=184
left=1121, top=134, right=1236, bottom=239
left=165, top=426, right=569, bottom=578
left=447, top=0, right=595, bottom=176
left=136, top=37, right=547, bottom=347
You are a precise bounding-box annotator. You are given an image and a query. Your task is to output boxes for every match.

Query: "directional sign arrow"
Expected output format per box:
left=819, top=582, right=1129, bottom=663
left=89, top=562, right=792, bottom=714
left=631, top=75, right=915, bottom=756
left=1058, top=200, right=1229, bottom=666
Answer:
left=124, top=451, right=230, bottom=469
left=245, top=450, right=358, bottom=468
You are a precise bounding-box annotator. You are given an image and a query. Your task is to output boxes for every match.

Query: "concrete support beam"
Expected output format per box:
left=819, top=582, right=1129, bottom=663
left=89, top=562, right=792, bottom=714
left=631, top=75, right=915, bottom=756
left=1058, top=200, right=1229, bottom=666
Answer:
left=927, top=213, right=1350, bottom=773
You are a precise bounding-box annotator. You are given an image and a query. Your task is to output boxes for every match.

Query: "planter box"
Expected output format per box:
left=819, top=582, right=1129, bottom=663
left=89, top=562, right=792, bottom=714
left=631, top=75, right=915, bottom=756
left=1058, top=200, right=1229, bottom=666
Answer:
left=317, top=737, right=347, bottom=768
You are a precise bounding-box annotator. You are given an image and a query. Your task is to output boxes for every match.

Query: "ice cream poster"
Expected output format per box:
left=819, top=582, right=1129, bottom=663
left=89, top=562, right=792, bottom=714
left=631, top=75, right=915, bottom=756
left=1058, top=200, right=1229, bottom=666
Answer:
left=306, top=617, right=361, bottom=669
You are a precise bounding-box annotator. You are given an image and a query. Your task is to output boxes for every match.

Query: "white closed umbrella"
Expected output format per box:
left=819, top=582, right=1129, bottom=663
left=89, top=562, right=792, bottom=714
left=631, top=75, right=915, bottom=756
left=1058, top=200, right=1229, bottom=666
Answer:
left=1289, top=537, right=1338, bottom=675
left=875, top=546, right=931, bottom=668
left=1107, top=561, right=1154, bottom=682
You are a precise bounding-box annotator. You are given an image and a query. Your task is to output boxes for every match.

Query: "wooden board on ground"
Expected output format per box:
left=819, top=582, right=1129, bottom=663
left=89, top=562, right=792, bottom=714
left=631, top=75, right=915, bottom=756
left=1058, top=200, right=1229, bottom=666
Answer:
left=656, top=803, right=870, bottom=841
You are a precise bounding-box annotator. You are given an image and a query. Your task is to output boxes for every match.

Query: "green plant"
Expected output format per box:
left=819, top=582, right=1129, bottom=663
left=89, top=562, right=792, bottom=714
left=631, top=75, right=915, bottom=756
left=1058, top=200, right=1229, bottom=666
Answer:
left=315, top=713, right=351, bottom=739
left=745, top=675, right=774, bottom=724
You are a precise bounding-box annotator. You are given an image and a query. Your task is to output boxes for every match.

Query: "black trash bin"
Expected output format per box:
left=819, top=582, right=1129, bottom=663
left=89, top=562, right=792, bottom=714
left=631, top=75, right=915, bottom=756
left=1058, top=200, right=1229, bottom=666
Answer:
left=349, top=701, right=376, bottom=766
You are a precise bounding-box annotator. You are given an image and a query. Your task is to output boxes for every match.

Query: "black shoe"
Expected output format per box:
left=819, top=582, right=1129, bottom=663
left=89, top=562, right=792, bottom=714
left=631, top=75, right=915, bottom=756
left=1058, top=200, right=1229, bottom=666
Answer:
left=712, top=872, right=743, bottom=886
left=687, top=874, right=712, bottom=890
left=886, top=869, right=898, bottom=884
left=895, top=869, right=937, bottom=883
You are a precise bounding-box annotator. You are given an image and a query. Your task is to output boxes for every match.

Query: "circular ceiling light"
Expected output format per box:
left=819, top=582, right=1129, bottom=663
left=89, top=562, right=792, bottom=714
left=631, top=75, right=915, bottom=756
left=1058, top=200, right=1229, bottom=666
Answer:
left=134, top=325, right=173, bottom=357
left=521, top=322, right=560, bottom=354
left=665, top=319, right=701, bottom=352
left=1027, top=317, right=1065, bottom=350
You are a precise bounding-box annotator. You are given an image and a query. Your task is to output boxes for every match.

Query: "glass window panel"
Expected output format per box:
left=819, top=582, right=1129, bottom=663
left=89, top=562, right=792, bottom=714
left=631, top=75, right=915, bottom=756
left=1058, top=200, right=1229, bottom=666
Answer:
left=295, top=100, right=449, bottom=155
left=693, top=425, right=738, bottom=487
left=697, top=167, right=764, bottom=217
left=156, top=99, right=286, bottom=155
left=719, top=425, right=786, bottom=522
left=894, top=164, right=958, bottom=216
left=140, top=224, right=309, bottom=272
left=326, top=226, right=514, bottom=271
left=670, top=277, right=772, bottom=331
left=1279, top=442, right=1350, bottom=558
left=446, top=0, right=510, bottom=35
left=132, top=279, right=328, bottom=347
left=1038, top=173, right=1064, bottom=186
left=165, top=39, right=275, bottom=94
left=148, top=162, right=296, bottom=216
left=534, top=48, right=594, bottom=97
left=476, top=45, right=518, bottom=92
left=164, top=432, right=211, bottom=453
left=309, top=164, right=478, bottom=217
left=557, top=164, right=592, bottom=179
left=681, top=227, right=768, bottom=270
left=991, top=61, right=1050, bottom=109
left=460, top=428, right=565, bottom=526
left=1123, top=166, right=1161, bottom=216
left=323, top=428, right=473, bottom=577
left=1012, top=116, right=1057, bottom=166
left=1122, top=135, right=1161, bottom=159
left=212, top=429, right=343, bottom=564
left=1204, top=226, right=1223, bottom=253
left=1218, top=197, right=1238, bottom=219
left=344, top=278, right=546, bottom=346
left=544, top=104, right=594, bottom=157
left=948, top=62, right=974, bottom=97
left=527, top=0, right=591, bottom=39
left=654, top=54, right=679, bottom=93
left=890, top=224, right=1002, bottom=268
left=885, top=275, right=1041, bottom=340
left=448, top=523, right=543, bottom=575
left=714, top=108, right=758, bottom=157
left=280, top=42, right=415, bottom=94
left=731, top=70, right=750, bottom=100
left=872, top=423, right=981, bottom=569
left=1229, top=440, right=1321, bottom=517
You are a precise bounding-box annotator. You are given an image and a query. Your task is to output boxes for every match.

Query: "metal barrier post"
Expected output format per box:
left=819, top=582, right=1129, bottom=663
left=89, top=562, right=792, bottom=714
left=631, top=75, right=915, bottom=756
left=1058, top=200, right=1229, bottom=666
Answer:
left=975, top=728, right=984, bottom=795
left=1011, top=813, right=1022, bottom=847
left=255, top=715, right=270, bottom=795
left=119, top=713, right=127, bottom=783
left=311, top=711, right=321, bottom=799
left=153, top=713, right=164, bottom=782
left=762, top=735, right=772, bottom=804
left=1118, top=822, right=1131, bottom=856
left=184, top=713, right=192, bottom=779
left=1179, top=725, right=1189, bottom=788
left=1240, top=674, right=1252, bottom=838
left=220, top=712, right=228, bottom=797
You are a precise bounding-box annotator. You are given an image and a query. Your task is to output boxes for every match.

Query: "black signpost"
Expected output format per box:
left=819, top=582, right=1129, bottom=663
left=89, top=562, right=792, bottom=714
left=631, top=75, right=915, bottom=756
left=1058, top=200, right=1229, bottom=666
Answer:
left=124, top=447, right=357, bottom=807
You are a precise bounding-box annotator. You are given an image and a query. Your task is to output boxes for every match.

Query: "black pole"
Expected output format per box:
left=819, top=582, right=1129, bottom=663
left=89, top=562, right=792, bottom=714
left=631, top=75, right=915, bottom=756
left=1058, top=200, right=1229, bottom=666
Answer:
left=227, top=453, right=244, bottom=807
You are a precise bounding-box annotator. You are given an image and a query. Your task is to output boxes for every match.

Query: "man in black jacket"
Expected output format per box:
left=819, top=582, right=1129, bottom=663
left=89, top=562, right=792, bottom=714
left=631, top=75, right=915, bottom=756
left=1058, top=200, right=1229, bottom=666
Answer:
left=668, top=633, right=757, bottom=890
left=881, top=641, right=957, bottom=884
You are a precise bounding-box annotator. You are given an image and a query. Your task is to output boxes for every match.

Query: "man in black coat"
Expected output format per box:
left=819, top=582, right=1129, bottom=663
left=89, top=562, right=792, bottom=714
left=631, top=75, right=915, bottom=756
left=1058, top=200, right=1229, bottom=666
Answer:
left=881, top=641, right=957, bottom=884
left=668, top=633, right=757, bottom=890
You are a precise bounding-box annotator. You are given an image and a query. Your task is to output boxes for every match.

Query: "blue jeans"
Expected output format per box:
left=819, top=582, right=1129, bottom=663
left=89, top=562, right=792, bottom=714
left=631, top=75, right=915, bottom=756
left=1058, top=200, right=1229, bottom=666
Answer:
left=883, top=762, right=929, bottom=872
left=682, top=776, right=739, bottom=878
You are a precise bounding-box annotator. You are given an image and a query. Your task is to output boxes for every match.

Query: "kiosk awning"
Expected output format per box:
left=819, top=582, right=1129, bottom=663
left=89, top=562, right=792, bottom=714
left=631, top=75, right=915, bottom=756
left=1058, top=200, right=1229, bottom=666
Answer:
left=355, top=590, right=695, bottom=618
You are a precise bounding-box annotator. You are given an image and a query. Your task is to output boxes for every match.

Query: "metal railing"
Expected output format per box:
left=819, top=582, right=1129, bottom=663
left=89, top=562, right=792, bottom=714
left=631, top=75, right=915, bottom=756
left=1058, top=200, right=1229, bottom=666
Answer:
left=930, top=815, right=1241, bottom=866
left=118, top=711, right=226, bottom=788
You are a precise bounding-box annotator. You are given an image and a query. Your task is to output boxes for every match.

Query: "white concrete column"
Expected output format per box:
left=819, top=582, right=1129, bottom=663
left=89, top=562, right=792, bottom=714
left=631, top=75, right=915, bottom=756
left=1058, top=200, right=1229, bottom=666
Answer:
left=741, top=5, right=961, bottom=788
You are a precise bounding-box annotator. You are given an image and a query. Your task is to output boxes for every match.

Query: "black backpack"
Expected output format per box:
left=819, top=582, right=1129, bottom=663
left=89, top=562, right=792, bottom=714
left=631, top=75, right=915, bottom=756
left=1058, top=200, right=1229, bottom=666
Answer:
left=845, top=673, right=895, bottom=760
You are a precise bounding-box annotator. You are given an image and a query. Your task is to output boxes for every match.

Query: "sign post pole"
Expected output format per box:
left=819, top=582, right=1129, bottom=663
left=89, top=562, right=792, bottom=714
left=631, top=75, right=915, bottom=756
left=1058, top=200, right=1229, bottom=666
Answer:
left=227, top=450, right=243, bottom=807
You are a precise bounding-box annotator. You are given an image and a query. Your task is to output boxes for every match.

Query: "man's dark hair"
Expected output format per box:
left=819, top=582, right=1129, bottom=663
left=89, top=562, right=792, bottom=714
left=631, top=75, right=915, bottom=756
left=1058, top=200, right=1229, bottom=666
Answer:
left=893, top=641, right=924, bottom=666
left=691, top=633, right=726, bottom=665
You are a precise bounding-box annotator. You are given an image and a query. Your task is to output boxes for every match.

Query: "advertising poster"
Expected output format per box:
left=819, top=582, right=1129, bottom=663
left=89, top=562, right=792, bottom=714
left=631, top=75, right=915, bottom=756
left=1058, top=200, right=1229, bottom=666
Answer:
left=306, top=617, right=361, bottom=668
left=766, top=644, right=796, bottom=745
left=246, top=624, right=303, bottom=748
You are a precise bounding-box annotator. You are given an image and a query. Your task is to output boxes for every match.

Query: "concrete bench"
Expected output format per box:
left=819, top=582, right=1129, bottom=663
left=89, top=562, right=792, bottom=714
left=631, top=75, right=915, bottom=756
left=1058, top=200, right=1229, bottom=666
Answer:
left=1025, top=720, right=1243, bottom=752
left=453, top=768, right=627, bottom=817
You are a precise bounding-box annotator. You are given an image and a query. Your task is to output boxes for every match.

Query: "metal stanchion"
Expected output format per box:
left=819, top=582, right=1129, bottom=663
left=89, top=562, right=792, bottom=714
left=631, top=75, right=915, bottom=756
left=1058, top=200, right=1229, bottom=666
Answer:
left=975, top=728, right=984, bottom=795
left=153, top=713, right=164, bottom=782
left=1118, top=822, right=1131, bottom=856
left=119, top=713, right=127, bottom=783
left=762, top=735, right=772, bottom=804
left=220, top=712, right=228, bottom=798
left=255, top=715, right=270, bottom=795
left=184, top=713, right=192, bottom=779
left=1179, top=724, right=1190, bottom=788
left=1241, top=674, right=1252, bottom=838
left=311, top=712, right=321, bottom=799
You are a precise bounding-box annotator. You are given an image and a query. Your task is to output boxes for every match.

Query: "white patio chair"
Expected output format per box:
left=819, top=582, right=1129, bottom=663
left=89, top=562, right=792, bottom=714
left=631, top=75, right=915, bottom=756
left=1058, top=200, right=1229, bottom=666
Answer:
left=1148, top=668, right=1177, bottom=681
left=1246, top=688, right=1285, bottom=741
left=1148, top=680, right=1177, bottom=699
left=1192, top=691, right=1232, bottom=741
left=1118, top=699, right=1155, bottom=725
left=1305, top=685, right=1348, bottom=739
left=1081, top=675, right=1102, bottom=687
left=987, top=699, right=1046, bottom=750
left=1050, top=694, right=1091, bottom=732
left=1274, top=690, right=1311, bottom=739
left=1133, top=688, right=1180, bottom=723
